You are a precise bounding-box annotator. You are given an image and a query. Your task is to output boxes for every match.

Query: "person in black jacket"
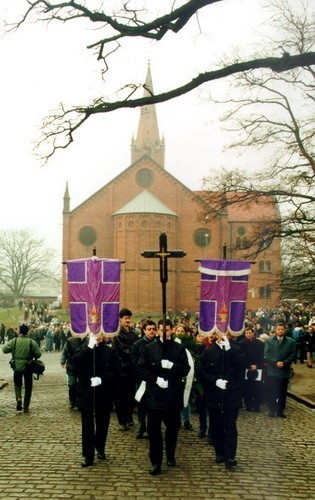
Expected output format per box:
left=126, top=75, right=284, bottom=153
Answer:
left=239, top=326, right=265, bottom=412
left=60, top=335, right=88, bottom=409
left=304, top=324, right=315, bottom=368
left=196, top=332, right=247, bottom=470
left=137, top=319, right=190, bottom=475
left=112, top=308, right=138, bottom=430
left=130, top=319, right=157, bottom=438
left=72, top=335, right=120, bottom=467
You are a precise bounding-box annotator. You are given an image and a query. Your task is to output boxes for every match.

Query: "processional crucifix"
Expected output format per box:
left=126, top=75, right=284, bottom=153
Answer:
left=141, top=233, right=186, bottom=342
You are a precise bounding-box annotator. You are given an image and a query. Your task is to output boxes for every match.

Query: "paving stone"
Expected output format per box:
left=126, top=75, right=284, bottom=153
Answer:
left=0, top=350, right=314, bottom=499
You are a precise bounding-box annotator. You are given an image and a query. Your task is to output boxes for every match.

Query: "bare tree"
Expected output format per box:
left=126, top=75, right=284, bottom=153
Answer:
left=201, top=0, right=315, bottom=296
left=0, top=230, right=57, bottom=299
left=6, top=0, right=315, bottom=162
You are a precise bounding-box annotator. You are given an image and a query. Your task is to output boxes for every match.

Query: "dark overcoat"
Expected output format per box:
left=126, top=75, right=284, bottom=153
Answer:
left=72, top=342, right=120, bottom=411
left=196, top=343, right=247, bottom=411
left=137, top=338, right=190, bottom=411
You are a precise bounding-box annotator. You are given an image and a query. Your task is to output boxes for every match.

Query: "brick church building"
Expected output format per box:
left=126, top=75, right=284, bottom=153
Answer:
left=62, top=65, right=281, bottom=315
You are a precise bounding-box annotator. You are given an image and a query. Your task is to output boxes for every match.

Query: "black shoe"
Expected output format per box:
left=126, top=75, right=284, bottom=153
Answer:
left=183, top=420, right=193, bottom=430
left=253, top=408, right=260, bottom=413
left=16, top=401, right=22, bottom=412
left=277, top=413, right=287, bottom=418
left=198, top=430, right=206, bottom=438
left=127, top=419, right=134, bottom=427
left=23, top=408, right=29, bottom=413
left=82, top=458, right=94, bottom=467
left=268, top=411, right=276, bottom=418
left=215, top=455, right=226, bottom=464
left=149, top=464, right=161, bottom=475
left=245, top=407, right=252, bottom=412
left=136, top=431, right=144, bottom=439
left=69, top=403, right=75, bottom=410
left=97, top=451, right=106, bottom=460
left=207, top=435, right=213, bottom=445
left=166, top=458, right=176, bottom=467
left=119, top=424, right=128, bottom=431
left=225, top=459, right=237, bottom=470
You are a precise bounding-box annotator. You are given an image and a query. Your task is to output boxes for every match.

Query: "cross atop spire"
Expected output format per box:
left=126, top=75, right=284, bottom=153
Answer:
left=131, top=63, right=165, bottom=168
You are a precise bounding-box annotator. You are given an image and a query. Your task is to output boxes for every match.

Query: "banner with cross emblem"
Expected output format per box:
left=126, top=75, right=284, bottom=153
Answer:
left=198, top=259, right=251, bottom=336
left=66, top=257, right=121, bottom=337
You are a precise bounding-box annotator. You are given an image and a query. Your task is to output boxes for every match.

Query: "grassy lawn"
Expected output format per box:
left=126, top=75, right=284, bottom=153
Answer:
left=0, top=308, right=181, bottom=329
left=0, top=307, right=70, bottom=328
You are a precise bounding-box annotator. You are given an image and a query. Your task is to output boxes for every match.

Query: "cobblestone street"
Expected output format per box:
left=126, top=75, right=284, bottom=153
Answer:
left=0, top=350, right=314, bottom=499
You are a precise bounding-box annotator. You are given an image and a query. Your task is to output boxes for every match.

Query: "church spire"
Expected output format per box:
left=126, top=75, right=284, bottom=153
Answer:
left=63, top=181, right=70, bottom=213
left=131, top=63, right=165, bottom=168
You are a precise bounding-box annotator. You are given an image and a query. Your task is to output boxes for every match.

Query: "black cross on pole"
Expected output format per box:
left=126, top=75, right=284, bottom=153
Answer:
left=141, top=233, right=186, bottom=342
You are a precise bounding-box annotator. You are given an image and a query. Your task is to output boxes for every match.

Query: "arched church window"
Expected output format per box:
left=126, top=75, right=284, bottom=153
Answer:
left=79, top=226, right=97, bottom=246
left=194, top=228, right=211, bottom=248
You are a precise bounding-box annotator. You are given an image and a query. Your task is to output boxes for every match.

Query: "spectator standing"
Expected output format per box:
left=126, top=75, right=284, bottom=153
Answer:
left=292, top=323, right=306, bottom=364
left=303, top=325, right=315, bottom=368
left=0, top=323, right=5, bottom=344
left=264, top=323, right=296, bottom=418
left=45, top=326, right=54, bottom=352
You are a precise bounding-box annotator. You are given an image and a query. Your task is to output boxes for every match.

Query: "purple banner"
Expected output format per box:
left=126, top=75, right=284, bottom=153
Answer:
left=67, top=258, right=121, bottom=337
left=198, top=260, right=251, bottom=336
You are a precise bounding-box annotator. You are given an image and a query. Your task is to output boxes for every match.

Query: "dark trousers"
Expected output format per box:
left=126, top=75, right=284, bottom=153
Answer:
left=243, top=380, right=263, bottom=410
left=267, top=376, right=289, bottom=415
left=195, top=398, right=210, bottom=434
left=137, top=399, right=148, bottom=433
left=115, top=376, right=135, bottom=426
left=80, top=408, right=110, bottom=461
left=147, top=409, right=181, bottom=466
left=209, top=408, right=239, bottom=460
left=13, top=371, right=33, bottom=409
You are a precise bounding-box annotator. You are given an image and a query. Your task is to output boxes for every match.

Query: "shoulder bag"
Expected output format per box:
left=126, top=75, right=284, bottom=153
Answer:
left=25, top=340, right=45, bottom=379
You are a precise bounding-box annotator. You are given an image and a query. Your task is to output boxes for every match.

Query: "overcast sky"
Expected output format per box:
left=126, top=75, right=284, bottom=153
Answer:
left=0, top=0, right=272, bottom=257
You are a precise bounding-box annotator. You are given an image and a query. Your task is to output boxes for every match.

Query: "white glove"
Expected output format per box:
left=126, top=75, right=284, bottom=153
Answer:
left=216, top=378, right=228, bottom=390
left=156, top=377, right=168, bottom=389
left=88, top=335, right=97, bottom=349
left=161, top=359, right=174, bottom=369
left=90, top=376, right=102, bottom=387
left=218, top=338, right=231, bottom=351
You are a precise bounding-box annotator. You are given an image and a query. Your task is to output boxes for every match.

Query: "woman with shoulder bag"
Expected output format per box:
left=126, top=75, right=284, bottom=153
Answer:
left=2, top=324, right=42, bottom=413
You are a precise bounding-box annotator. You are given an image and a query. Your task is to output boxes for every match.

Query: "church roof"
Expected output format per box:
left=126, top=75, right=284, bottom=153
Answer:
left=113, top=190, right=177, bottom=216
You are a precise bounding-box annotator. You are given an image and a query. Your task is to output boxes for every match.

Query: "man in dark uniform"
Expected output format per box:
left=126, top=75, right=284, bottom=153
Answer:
left=112, top=308, right=138, bottom=430
left=137, top=319, right=189, bottom=475
left=130, top=319, right=157, bottom=438
left=196, top=332, right=247, bottom=470
left=239, top=326, right=265, bottom=412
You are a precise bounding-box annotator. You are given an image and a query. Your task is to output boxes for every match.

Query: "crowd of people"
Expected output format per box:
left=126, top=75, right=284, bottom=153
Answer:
left=2, top=301, right=314, bottom=475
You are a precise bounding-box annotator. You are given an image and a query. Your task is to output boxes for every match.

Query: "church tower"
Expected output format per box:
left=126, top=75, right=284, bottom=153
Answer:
left=131, top=63, right=165, bottom=168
